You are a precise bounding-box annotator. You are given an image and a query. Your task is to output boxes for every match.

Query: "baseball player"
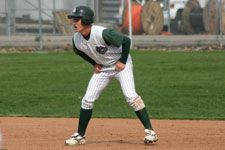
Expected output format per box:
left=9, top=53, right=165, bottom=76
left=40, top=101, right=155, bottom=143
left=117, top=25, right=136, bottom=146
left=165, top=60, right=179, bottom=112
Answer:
left=64, top=6, right=158, bottom=145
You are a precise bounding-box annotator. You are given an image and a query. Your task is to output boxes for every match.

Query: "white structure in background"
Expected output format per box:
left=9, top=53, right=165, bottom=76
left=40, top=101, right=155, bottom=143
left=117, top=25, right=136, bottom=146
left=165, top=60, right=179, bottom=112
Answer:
left=0, top=1, right=6, bottom=17
left=159, top=0, right=207, bottom=24
left=0, top=0, right=95, bottom=35
left=0, top=0, right=94, bottom=21
left=157, top=0, right=207, bottom=33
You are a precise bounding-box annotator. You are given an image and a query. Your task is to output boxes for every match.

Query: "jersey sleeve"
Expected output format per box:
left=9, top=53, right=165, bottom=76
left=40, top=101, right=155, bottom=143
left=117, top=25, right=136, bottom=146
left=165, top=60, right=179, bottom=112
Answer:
left=72, top=38, right=96, bottom=66
left=119, top=36, right=131, bottom=64
left=102, top=29, right=131, bottom=64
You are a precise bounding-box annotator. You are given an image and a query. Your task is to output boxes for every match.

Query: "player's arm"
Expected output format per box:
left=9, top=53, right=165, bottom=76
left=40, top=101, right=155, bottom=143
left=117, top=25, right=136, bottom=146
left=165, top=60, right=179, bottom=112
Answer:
left=102, top=29, right=130, bottom=64
left=72, top=38, right=96, bottom=66
left=102, top=29, right=131, bottom=71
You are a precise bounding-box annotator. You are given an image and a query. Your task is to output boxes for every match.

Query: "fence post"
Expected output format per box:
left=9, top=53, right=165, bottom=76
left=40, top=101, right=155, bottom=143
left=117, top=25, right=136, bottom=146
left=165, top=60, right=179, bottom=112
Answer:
left=168, top=0, right=171, bottom=34
left=128, top=0, right=133, bottom=49
left=95, top=0, right=99, bottom=23
left=7, top=0, right=15, bottom=36
left=7, top=0, right=12, bottom=36
left=53, top=0, right=56, bottom=35
left=38, top=0, right=43, bottom=50
left=219, top=0, right=223, bottom=47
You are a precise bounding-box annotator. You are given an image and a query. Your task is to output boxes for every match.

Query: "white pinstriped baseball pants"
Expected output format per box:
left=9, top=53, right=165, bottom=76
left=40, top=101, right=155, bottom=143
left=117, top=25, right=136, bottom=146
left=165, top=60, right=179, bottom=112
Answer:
left=81, top=61, right=139, bottom=110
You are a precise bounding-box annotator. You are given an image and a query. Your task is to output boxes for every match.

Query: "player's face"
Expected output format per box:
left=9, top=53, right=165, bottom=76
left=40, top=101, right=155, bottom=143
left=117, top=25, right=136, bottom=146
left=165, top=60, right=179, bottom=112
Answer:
left=73, top=18, right=84, bottom=32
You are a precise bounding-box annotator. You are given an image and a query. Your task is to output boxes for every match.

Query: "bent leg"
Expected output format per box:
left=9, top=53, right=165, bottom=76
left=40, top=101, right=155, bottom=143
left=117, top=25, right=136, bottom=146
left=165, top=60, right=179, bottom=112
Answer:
left=116, top=63, right=153, bottom=130
left=78, top=72, right=112, bottom=136
left=115, top=62, right=138, bottom=103
left=81, top=72, right=112, bottom=109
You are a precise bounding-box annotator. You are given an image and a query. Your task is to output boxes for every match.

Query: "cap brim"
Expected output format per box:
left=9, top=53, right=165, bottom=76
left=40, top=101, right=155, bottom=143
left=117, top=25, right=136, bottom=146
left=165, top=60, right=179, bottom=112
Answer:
left=67, top=14, right=82, bottom=19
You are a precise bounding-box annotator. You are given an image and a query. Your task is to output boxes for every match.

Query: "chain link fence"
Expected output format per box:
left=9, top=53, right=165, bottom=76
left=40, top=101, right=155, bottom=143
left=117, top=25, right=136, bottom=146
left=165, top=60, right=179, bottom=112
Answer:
left=0, top=0, right=96, bottom=35
left=0, top=0, right=224, bottom=49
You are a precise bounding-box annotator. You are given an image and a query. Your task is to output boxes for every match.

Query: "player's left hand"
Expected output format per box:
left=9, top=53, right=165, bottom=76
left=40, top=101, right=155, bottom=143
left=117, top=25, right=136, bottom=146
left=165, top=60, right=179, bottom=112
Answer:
left=115, top=61, right=126, bottom=72
left=94, top=64, right=102, bottom=73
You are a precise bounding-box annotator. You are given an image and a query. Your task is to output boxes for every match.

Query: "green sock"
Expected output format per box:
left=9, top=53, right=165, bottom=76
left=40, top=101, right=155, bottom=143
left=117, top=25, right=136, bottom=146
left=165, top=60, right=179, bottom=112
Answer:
left=77, top=108, right=93, bottom=136
left=135, top=107, right=153, bottom=130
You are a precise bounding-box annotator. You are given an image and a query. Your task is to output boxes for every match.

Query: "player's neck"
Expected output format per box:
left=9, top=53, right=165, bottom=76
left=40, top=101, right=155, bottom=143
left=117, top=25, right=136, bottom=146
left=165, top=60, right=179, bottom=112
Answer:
left=80, top=25, right=91, bottom=37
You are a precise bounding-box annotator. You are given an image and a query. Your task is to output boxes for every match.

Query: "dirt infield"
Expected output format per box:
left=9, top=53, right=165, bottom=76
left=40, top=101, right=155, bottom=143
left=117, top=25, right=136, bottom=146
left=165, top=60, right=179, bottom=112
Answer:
left=0, top=117, right=225, bottom=150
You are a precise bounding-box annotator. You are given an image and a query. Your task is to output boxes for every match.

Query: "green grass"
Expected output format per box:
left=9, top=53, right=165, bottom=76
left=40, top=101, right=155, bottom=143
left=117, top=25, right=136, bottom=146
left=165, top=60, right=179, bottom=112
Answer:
left=0, top=51, right=225, bottom=120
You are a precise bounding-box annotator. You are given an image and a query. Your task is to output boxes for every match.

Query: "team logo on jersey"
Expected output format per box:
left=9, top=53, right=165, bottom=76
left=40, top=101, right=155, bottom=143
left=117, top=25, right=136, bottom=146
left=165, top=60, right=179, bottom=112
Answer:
left=96, top=46, right=108, bottom=54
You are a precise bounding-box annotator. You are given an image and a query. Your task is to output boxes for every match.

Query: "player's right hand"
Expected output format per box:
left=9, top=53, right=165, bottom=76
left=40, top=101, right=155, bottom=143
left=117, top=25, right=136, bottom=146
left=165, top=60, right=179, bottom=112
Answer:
left=94, top=64, right=102, bottom=73
left=115, top=61, right=126, bottom=72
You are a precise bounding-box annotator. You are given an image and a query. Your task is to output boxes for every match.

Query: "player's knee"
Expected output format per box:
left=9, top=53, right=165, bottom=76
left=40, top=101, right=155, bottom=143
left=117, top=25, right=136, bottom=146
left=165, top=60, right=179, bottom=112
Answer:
left=81, top=99, right=94, bottom=109
left=128, top=96, right=145, bottom=111
left=123, top=91, right=138, bottom=102
left=81, top=92, right=99, bottom=109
